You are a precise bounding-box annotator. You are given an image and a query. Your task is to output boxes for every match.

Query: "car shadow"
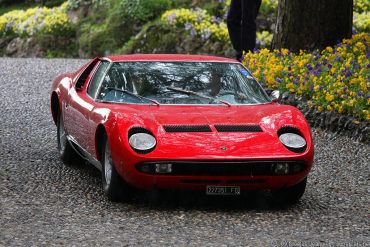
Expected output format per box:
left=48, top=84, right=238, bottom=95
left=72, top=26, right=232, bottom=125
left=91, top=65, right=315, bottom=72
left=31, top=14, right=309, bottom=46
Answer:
left=127, top=189, right=303, bottom=212
left=62, top=162, right=307, bottom=212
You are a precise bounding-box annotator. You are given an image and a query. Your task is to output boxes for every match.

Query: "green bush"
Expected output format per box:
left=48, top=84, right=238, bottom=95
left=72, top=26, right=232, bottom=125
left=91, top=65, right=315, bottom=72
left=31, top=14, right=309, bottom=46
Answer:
left=354, top=0, right=370, bottom=13
left=0, top=0, right=65, bottom=7
left=353, top=11, right=370, bottom=33
left=0, top=0, right=24, bottom=6
left=120, top=0, right=170, bottom=22
left=76, top=0, right=171, bottom=57
left=33, top=0, right=65, bottom=7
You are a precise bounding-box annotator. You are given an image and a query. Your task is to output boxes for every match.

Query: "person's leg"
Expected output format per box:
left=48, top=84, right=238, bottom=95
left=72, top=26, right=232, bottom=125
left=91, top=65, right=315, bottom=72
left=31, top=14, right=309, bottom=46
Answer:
left=227, top=0, right=243, bottom=59
left=241, top=0, right=262, bottom=53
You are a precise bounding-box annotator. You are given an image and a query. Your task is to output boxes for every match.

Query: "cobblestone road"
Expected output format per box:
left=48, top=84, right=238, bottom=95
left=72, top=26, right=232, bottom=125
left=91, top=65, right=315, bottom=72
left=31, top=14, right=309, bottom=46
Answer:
left=0, top=58, right=369, bottom=246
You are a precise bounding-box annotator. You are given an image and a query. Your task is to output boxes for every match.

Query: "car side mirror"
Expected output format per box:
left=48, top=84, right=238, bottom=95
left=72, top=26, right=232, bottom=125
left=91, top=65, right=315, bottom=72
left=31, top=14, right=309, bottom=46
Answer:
left=270, top=90, right=281, bottom=102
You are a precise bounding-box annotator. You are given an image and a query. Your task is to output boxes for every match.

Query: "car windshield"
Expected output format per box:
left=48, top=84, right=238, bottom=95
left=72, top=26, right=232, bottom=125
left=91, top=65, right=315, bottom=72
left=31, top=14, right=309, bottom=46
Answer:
left=96, top=62, right=271, bottom=105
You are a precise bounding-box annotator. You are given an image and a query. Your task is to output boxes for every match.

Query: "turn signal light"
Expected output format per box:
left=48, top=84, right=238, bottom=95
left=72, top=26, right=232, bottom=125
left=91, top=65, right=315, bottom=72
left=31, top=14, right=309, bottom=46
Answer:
left=155, top=163, right=172, bottom=174
left=273, top=163, right=289, bottom=175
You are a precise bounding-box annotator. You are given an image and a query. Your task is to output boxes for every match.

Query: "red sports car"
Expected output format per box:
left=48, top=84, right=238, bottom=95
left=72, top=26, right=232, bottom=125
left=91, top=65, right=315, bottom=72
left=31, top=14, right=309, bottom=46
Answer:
left=50, top=54, right=314, bottom=203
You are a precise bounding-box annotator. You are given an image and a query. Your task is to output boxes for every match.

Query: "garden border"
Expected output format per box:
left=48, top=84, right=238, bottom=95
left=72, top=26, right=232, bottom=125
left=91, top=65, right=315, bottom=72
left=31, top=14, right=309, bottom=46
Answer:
left=280, top=92, right=369, bottom=144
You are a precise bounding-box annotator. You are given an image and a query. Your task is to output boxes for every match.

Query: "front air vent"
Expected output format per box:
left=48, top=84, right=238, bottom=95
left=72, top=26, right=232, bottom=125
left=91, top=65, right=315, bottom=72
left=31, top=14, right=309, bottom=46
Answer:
left=136, top=161, right=307, bottom=176
left=214, top=124, right=263, bottom=132
left=163, top=125, right=212, bottom=132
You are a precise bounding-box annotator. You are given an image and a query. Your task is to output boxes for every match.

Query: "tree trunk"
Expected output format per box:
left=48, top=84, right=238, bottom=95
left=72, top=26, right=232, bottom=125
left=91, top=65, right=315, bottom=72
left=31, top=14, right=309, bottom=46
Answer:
left=271, top=0, right=353, bottom=51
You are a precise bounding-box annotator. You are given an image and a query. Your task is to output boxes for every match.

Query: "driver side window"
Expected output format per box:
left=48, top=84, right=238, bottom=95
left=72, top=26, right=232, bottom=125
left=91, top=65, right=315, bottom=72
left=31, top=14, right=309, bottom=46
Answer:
left=87, top=61, right=110, bottom=99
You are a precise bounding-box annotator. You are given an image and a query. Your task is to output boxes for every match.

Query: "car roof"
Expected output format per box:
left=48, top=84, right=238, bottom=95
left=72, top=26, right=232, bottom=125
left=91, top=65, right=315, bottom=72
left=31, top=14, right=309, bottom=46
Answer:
left=102, top=54, right=238, bottom=63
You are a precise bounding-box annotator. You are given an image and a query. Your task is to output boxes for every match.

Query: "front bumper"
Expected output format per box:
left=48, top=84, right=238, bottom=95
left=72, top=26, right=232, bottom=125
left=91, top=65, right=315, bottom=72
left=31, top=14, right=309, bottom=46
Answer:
left=119, top=159, right=312, bottom=191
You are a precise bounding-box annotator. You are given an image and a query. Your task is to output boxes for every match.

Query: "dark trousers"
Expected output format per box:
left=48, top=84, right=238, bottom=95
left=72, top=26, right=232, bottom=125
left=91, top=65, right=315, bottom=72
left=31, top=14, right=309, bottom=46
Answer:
left=227, top=0, right=262, bottom=59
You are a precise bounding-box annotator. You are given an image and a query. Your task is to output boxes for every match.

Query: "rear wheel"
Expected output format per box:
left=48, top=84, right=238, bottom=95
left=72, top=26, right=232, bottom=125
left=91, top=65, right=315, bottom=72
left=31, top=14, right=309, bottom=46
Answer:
left=271, top=177, right=307, bottom=205
left=57, top=111, right=83, bottom=165
left=101, top=136, right=131, bottom=202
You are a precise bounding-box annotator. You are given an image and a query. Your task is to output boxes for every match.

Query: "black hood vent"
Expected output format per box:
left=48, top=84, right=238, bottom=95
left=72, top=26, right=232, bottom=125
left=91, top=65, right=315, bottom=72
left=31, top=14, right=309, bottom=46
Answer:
left=163, top=125, right=212, bottom=132
left=214, top=124, right=262, bottom=132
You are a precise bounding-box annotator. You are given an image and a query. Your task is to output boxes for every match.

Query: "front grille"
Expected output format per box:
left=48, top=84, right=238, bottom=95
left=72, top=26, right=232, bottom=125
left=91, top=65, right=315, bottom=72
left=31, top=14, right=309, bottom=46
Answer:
left=214, top=125, right=263, bottom=132
left=163, top=125, right=212, bottom=132
left=136, top=161, right=306, bottom=176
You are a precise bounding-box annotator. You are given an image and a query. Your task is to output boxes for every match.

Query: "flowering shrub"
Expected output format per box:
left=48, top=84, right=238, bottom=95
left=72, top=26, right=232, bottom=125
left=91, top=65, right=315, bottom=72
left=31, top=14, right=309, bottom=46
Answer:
left=67, top=0, right=105, bottom=10
left=256, top=31, right=273, bottom=47
left=259, top=0, right=278, bottom=14
left=162, top=8, right=229, bottom=43
left=354, top=0, right=370, bottom=13
left=353, top=12, right=370, bottom=33
left=243, top=33, right=370, bottom=121
left=0, top=2, right=73, bottom=37
left=223, top=0, right=277, bottom=15
left=162, top=8, right=272, bottom=46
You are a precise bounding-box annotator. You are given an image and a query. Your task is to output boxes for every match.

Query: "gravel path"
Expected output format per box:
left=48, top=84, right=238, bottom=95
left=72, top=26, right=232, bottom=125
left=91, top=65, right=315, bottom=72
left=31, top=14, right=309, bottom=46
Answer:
left=0, top=58, right=369, bottom=246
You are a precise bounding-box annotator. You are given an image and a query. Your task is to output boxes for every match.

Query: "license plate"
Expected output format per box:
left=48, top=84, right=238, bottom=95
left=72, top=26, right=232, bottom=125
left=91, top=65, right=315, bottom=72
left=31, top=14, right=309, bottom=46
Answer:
left=206, top=186, right=241, bottom=195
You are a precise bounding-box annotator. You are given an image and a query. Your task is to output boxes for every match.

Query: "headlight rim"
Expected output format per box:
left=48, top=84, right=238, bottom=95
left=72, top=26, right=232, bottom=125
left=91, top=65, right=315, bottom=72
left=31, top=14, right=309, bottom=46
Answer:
left=128, top=127, right=157, bottom=154
left=278, top=126, right=307, bottom=153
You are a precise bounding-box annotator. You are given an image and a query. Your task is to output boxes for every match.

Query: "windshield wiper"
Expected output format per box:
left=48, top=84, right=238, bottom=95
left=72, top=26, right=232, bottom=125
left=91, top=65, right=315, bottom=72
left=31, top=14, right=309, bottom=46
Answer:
left=166, top=86, right=231, bottom=106
left=103, top=87, right=160, bottom=106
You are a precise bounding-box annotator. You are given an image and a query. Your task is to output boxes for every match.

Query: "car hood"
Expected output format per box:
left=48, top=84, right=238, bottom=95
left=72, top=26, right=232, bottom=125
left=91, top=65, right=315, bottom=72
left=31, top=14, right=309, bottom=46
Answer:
left=111, top=104, right=313, bottom=159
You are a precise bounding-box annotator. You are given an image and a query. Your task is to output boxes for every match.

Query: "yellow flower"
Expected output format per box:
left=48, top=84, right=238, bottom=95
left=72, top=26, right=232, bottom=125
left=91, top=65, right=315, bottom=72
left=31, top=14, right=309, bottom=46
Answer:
left=325, top=46, right=333, bottom=53
left=238, top=31, right=369, bottom=121
left=355, top=41, right=366, bottom=52
left=325, top=93, right=335, bottom=102
left=0, top=3, right=71, bottom=36
left=281, top=48, right=289, bottom=56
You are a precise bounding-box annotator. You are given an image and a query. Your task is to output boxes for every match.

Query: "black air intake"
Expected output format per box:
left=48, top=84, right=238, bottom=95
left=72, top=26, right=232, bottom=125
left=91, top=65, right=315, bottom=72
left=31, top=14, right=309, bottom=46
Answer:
left=214, top=124, right=262, bottom=132
left=163, top=125, right=212, bottom=132
left=136, top=161, right=307, bottom=176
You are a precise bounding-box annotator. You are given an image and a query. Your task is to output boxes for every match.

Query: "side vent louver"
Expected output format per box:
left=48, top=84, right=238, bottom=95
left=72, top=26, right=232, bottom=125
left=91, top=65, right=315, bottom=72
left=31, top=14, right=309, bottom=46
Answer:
left=163, top=125, right=212, bottom=132
left=214, top=125, right=263, bottom=132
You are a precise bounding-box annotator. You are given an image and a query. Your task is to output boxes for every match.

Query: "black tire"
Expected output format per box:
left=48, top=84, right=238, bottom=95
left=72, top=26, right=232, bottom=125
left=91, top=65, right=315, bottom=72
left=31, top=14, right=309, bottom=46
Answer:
left=271, top=177, right=307, bottom=205
left=57, top=111, right=83, bottom=165
left=101, top=136, right=131, bottom=202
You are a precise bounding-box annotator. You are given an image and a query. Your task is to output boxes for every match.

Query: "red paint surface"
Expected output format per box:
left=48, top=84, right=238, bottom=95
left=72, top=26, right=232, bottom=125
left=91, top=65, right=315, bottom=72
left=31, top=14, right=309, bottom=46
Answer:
left=51, top=55, right=314, bottom=191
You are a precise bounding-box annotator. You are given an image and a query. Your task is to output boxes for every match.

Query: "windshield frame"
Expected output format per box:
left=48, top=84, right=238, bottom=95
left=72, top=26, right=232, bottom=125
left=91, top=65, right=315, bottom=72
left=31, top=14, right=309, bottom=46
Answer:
left=91, top=60, right=272, bottom=106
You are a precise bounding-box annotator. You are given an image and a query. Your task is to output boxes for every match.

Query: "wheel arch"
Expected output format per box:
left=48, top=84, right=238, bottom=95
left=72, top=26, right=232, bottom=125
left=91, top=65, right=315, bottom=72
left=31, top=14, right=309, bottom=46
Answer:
left=95, top=124, right=107, bottom=162
left=51, top=92, right=60, bottom=125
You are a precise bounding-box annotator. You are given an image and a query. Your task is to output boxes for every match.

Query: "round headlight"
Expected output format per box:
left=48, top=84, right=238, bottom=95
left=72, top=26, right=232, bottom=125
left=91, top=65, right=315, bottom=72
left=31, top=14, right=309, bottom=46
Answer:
left=279, top=133, right=306, bottom=149
left=129, top=133, right=156, bottom=151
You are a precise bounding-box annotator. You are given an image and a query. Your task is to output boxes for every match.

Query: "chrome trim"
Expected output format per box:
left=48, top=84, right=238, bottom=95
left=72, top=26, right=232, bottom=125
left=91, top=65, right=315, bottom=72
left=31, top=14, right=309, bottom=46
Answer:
left=271, top=90, right=282, bottom=103
left=85, top=61, right=112, bottom=99
left=100, top=57, right=113, bottom=63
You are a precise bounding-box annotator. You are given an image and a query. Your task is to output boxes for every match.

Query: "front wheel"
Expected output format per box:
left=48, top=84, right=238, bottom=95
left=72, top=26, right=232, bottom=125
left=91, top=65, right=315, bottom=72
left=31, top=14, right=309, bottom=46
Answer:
left=101, top=137, right=131, bottom=202
left=57, top=111, right=83, bottom=165
left=271, top=177, right=307, bottom=205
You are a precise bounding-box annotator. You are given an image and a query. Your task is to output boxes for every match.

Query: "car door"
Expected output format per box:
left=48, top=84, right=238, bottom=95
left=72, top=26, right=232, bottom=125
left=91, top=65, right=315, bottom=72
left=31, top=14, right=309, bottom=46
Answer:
left=64, top=60, right=110, bottom=152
